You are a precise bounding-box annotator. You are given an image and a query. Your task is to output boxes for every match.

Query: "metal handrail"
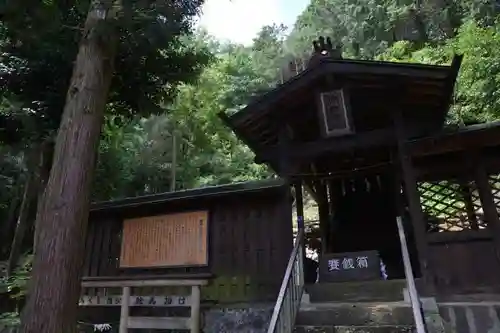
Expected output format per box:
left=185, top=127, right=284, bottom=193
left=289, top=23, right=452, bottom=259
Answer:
left=267, top=228, right=305, bottom=333
left=396, top=216, right=427, bottom=333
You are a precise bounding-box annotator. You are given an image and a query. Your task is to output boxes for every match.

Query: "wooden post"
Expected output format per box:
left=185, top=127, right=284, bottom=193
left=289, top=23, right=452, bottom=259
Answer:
left=294, top=181, right=305, bottom=229
left=294, top=180, right=307, bottom=264
left=170, top=129, right=177, bottom=192
left=317, top=182, right=329, bottom=254
left=460, top=182, right=479, bottom=230
left=190, top=285, right=201, bottom=333
left=119, top=286, right=131, bottom=333
left=278, top=126, right=294, bottom=227
left=393, top=111, right=434, bottom=293
left=475, top=162, right=500, bottom=257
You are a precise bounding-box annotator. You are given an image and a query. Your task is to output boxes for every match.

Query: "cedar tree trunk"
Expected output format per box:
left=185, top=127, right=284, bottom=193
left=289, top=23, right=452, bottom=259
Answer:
left=19, top=2, right=119, bottom=333
left=33, top=138, right=55, bottom=251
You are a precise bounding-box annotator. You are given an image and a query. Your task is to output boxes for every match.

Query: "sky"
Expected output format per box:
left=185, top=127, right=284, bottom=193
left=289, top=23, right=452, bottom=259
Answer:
left=197, top=0, right=310, bottom=45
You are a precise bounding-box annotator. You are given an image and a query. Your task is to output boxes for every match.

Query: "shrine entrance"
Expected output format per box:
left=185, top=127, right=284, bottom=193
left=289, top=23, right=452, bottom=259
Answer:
left=322, top=170, right=420, bottom=280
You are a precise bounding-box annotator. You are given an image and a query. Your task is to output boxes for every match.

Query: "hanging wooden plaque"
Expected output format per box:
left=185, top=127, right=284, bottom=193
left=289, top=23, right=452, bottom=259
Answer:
left=120, top=211, right=208, bottom=268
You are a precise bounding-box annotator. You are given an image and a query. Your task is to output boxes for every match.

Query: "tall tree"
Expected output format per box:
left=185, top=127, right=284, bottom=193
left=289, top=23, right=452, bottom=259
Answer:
left=11, top=1, right=206, bottom=332
left=20, top=2, right=121, bottom=332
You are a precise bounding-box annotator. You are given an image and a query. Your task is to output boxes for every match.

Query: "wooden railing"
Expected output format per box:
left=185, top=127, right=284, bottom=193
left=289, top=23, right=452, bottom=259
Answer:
left=81, top=278, right=207, bottom=333
left=396, top=216, right=428, bottom=333
left=266, top=228, right=305, bottom=333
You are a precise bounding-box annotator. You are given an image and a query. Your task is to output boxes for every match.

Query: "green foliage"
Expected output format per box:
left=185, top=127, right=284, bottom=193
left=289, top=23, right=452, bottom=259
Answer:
left=286, top=0, right=500, bottom=58
left=450, top=21, right=500, bottom=123
left=0, top=312, right=20, bottom=329
left=0, top=255, right=32, bottom=328
left=93, top=35, right=276, bottom=199
left=0, top=255, right=32, bottom=298
left=0, top=0, right=212, bottom=144
left=378, top=20, right=500, bottom=124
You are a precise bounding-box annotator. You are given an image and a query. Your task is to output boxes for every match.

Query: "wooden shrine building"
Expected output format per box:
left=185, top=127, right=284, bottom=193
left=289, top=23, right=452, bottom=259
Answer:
left=221, top=37, right=500, bottom=295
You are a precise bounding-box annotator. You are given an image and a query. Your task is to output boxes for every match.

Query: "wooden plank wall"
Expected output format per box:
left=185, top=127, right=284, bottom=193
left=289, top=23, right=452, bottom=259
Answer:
left=416, top=152, right=500, bottom=294
left=83, top=187, right=292, bottom=302
left=428, top=238, right=500, bottom=293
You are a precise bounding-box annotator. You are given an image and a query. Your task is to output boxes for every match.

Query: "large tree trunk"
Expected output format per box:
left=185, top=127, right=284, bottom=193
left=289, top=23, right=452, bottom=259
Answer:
left=19, top=2, right=119, bottom=333
left=33, top=138, right=55, bottom=251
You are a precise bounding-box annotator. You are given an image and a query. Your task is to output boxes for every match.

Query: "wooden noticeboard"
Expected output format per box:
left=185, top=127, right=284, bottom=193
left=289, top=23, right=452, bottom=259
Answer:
left=120, top=211, right=208, bottom=268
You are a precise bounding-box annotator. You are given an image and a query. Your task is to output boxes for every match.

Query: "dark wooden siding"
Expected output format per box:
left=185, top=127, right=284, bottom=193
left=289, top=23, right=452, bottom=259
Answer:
left=82, top=184, right=292, bottom=302
left=428, top=236, right=500, bottom=293
left=415, top=152, right=500, bottom=294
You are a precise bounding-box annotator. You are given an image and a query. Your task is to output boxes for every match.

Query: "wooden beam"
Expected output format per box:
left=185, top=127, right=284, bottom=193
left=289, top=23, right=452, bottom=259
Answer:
left=257, top=128, right=394, bottom=164
left=409, top=128, right=500, bottom=157
left=81, top=279, right=208, bottom=288
left=414, top=149, right=500, bottom=181
left=82, top=273, right=213, bottom=281
left=294, top=181, right=305, bottom=229
left=128, top=317, right=190, bottom=330
left=291, top=163, right=392, bottom=181
left=474, top=161, right=500, bottom=259
left=437, top=54, right=463, bottom=125
left=393, top=110, right=435, bottom=294
left=79, top=294, right=191, bottom=307
left=257, top=122, right=500, bottom=168
left=190, top=285, right=201, bottom=333
left=218, top=111, right=264, bottom=156
left=119, top=286, right=130, bottom=333
left=316, top=181, right=329, bottom=254
left=427, top=229, right=492, bottom=244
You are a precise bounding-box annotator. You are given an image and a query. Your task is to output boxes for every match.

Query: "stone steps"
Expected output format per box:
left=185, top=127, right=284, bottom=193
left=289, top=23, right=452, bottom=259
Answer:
left=294, top=325, right=416, bottom=333
left=297, top=302, right=415, bottom=327
left=296, top=282, right=417, bottom=333
left=305, top=280, right=412, bottom=303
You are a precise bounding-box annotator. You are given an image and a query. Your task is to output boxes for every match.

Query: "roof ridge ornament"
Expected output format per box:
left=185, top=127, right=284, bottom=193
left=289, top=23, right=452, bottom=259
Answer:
left=308, top=36, right=343, bottom=68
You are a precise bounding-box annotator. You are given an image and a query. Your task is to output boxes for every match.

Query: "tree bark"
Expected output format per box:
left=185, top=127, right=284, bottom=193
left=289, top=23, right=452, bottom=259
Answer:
left=33, top=138, right=55, bottom=251
left=19, top=2, right=119, bottom=333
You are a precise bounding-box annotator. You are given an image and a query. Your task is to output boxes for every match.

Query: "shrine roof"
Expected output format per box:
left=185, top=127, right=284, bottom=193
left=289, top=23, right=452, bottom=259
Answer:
left=90, top=178, right=286, bottom=216
left=221, top=55, right=462, bottom=163
left=409, top=120, right=500, bottom=157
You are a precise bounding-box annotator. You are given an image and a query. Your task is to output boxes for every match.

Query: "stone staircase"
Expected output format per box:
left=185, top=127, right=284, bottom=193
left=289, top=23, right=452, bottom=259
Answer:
left=293, top=280, right=417, bottom=333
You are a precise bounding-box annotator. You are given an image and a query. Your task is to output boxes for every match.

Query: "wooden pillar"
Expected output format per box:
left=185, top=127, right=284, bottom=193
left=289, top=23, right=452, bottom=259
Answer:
left=278, top=126, right=294, bottom=226
left=327, top=180, right=337, bottom=252
left=317, top=181, right=329, bottom=254
left=294, top=180, right=305, bottom=229
left=460, top=182, right=479, bottom=230
left=294, top=180, right=308, bottom=265
left=190, top=285, right=201, bottom=333
left=119, top=286, right=131, bottom=333
left=475, top=161, right=500, bottom=257
left=393, top=111, right=434, bottom=293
